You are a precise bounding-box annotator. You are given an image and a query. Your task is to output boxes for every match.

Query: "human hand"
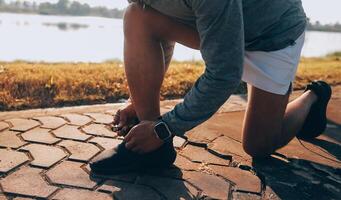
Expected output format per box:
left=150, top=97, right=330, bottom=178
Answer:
left=124, top=121, right=164, bottom=154
left=112, top=103, right=139, bottom=136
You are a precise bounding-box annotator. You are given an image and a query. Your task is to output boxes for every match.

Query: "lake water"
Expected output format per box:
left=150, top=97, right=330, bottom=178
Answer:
left=1, top=13, right=341, bottom=63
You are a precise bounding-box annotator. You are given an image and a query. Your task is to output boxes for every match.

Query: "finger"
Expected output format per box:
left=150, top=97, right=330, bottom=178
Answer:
left=118, top=126, right=129, bottom=136
left=118, top=112, right=128, bottom=128
left=113, top=109, right=121, bottom=125
left=117, top=129, right=123, bottom=136
left=125, top=139, right=137, bottom=150
left=124, top=126, right=137, bottom=143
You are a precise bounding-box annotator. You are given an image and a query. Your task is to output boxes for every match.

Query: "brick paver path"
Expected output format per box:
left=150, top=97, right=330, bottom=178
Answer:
left=0, top=87, right=340, bottom=200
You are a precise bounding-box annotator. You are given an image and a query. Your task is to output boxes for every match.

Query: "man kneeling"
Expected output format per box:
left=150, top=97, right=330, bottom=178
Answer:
left=90, top=0, right=332, bottom=175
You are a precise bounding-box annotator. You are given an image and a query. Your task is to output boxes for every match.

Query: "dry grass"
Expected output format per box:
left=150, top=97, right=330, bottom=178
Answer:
left=0, top=56, right=340, bottom=111
left=295, top=57, right=341, bottom=88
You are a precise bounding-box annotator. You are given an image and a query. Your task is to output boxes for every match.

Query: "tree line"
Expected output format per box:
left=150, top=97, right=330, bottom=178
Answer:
left=0, top=0, right=124, bottom=19
left=0, top=0, right=341, bottom=32
left=307, top=19, right=341, bottom=33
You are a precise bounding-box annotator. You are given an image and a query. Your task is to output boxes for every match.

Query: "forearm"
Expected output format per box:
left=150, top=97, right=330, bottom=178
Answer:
left=162, top=69, right=242, bottom=136
left=162, top=0, right=244, bottom=136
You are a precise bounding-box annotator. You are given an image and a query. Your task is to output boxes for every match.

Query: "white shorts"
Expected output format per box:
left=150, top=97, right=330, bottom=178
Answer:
left=242, top=32, right=305, bottom=95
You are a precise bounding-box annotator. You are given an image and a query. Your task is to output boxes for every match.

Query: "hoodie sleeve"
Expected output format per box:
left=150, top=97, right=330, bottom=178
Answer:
left=162, top=0, right=245, bottom=136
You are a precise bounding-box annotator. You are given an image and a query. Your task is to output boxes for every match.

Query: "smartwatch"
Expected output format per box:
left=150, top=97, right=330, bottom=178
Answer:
left=153, top=117, right=174, bottom=142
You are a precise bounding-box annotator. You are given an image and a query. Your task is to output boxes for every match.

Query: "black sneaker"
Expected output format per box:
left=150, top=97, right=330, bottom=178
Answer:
left=90, top=140, right=177, bottom=176
left=297, top=81, right=332, bottom=140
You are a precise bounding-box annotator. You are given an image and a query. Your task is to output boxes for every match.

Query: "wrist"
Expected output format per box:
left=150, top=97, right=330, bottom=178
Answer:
left=153, top=117, right=174, bottom=142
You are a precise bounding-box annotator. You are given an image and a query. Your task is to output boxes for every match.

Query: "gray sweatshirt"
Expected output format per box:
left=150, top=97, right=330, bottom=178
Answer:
left=127, top=0, right=307, bottom=136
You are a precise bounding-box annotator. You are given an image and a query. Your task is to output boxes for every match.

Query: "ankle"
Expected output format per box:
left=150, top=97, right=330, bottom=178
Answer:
left=138, top=111, right=161, bottom=121
left=305, top=90, right=318, bottom=104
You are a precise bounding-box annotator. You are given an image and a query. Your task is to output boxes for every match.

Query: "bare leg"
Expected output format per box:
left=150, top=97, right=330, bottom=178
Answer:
left=280, top=90, right=318, bottom=146
left=113, top=39, right=175, bottom=134
left=243, top=85, right=318, bottom=157
left=123, top=3, right=199, bottom=121
left=161, top=40, right=175, bottom=72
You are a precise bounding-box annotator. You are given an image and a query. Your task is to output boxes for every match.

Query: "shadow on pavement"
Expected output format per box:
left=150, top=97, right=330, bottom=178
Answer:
left=307, top=138, right=341, bottom=162
left=323, top=119, right=341, bottom=144
left=89, top=167, right=198, bottom=199
left=253, top=118, right=341, bottom=200
left=253, top=154, right=341, bottom=200
left=297, top=118, right=341, bottom=165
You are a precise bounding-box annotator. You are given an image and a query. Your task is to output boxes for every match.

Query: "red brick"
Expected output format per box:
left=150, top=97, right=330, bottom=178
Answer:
left=183, top=171, right=231, bottom=200
left=0, top=130, right=27, bottom=149
left=173, top=136, right=187, bottom=149
left=6, top=119, right=40, bottom=132
left=215, top=112, right=245, bottom=142
left=33, top=116, right=67, bottom=129
left=180, top=145, right=230, bottom=166
left=0, top=122, right=9, bottom=131
left=232, top=192, right=261, bottom=200
left=187, top=122, right=223, bottom=144
left=218, top=95, right=247, bottom=113
left=60, top=114, right=92, bottom=126
left=174, top=155, right=201, bottom=171
left=99, top=180, right=161, bottom=200
left=21, top=128, right=60, bottom=144
left=52, top=125, right=91, bottom=141
left=264, top=186, right=281, bottom=200
left=89, top=137, right=122, bottom=150
left=160, top=108, right=171, bottom=115
left=0, top=149, right=29, bottom=173
left=189, top=112, right=245, bottom=144
left=0, top=194, right=8, bottom=200
left=52, top=188, right=112, bottom=200
left=277, top=138, right=341, bottom=168
left=88, top=169, right=137, bottom=183
left=210, top=166, right=262, bottom=193
left=0, top=167, right=58, bottom=198
left=46, top=161, right=97, bottom=189
left=208, top=136, right=250, bottom=160
left=21, top=144, right=67, bottom=168
left=58, top=140, right=100, bottom=162
left=104, top=110, right=115, bottom=115
left=82, top=124, right=117, bottom=138
left=136, top=175, right=199, bottom=199
left=84, top=113, right=114, bottom=124
left=104, top=108, right=119, bottom=116
left=327, top=99, right=341, bottom=124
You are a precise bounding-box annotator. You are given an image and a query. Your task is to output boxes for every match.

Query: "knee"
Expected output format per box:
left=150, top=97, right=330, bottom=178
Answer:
left=242, top=139, right=274, bottom=158
left=124, top=3, right=150, bottom=36
left=124, top=3, right=143, bottom=21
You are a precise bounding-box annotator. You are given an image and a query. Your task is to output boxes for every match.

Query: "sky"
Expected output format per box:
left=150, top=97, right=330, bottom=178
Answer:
left=6, top=0, right=341, bottom=24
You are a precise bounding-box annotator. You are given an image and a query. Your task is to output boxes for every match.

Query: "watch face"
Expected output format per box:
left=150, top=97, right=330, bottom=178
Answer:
left=154, top=122, right=172, bottom=140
